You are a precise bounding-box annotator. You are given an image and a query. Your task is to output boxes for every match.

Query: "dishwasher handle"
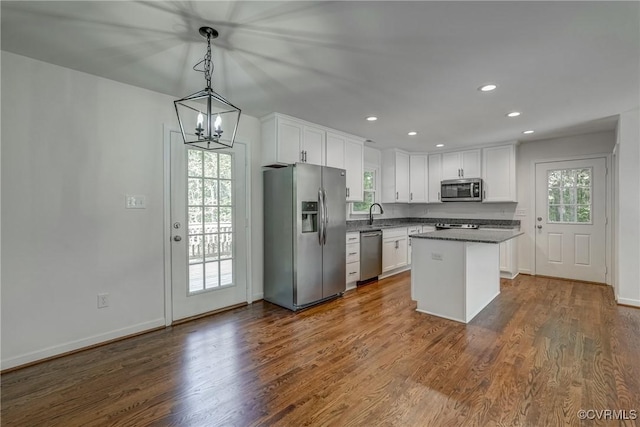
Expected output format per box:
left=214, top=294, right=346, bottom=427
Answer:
left=361, top=232, right=382, bottom=237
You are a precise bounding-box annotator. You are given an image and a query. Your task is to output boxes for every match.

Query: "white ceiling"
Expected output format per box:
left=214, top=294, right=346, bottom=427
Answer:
left=2, top=1, right=638, bottom=151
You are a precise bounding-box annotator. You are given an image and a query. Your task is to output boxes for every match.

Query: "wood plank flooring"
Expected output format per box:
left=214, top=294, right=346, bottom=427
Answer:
left=2, top=273, right=639, bottom=426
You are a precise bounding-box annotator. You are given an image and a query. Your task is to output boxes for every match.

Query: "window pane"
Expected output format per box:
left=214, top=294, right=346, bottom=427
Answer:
left=204, top=152, right=218, bottom=178
left=204, top=234, right=219, bottom=260
left=219, top=180, right=232, bottom=206
left=364, top=171, right=374, bottom=190
left=219, top=207, right=232, bottom=230
left=204, top=179, right=218, bottom=206
left=577, top=205, right=591, bottom=223
left=219, top=154, right=232, bottom=179
left=204, top=207, right=218, bottom=233
left=577, top=188, right=590, bottom=205
left=364, top=191, right=375, bottom=205
left=188, top=178, right=203, bottom=205
left=220, top=233, right=233, bottom=259
left=205, top=262, right=219, bottom=289
left=549, top=205, right=561, bottom=222
left=561, top=169, right=576, bottom=187
left=562, top=205, right=576, bottom=222
left=188, top=150, right=203, bottom=177
left=189, top=235, right=204, bottom=263
left=548, top=188, right=561, bottom=205
left=220, top=259, right=233, bottom=286
left=562, top=188, right=575, bottom=205
left=189, top=264, right=204, bottom=293
left=577, top=168, right=590, bottom=187
left=548, top=170, right=561, bottom=187
left=188, top=207, right=203, bottom=235
left=352, top=202, right=369, bottom=212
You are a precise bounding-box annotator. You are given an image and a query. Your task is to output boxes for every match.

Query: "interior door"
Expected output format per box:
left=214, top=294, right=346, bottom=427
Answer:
left=534, top=158, right=606, bottom=283
left=170, top=130, right=247, bottom=321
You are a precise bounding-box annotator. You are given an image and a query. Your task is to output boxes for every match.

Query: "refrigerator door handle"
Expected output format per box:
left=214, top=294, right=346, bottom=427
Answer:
left=318, top=187, right=324, bottom=246
left=322, top=188, right=328, bottom=245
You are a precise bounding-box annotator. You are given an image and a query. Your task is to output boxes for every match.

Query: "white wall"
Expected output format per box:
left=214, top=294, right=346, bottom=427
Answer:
left=615, top=109, right=640, bottom=306
left=0, top=52, right=262, bottom=369
left=515, top=131, right=616, bottom=274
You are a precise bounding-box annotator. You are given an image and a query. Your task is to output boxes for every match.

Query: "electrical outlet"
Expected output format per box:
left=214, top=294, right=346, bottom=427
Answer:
left=97, top=293, right=109, bottom=308
left=431, top=253, right=443, bottom=261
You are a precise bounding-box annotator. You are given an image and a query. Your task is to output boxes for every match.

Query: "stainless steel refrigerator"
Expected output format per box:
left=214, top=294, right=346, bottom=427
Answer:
left=264, top=163, right=346, bottom=311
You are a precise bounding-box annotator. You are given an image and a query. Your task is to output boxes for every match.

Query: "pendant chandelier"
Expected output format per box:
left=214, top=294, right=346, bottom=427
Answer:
left=174, top=27, right=241, bottom=150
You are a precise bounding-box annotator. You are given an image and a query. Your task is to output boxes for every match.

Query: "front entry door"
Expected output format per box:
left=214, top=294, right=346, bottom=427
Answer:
left=534, top=158, right=606, bottom=283
left=170, top=130, right=247, bottom=321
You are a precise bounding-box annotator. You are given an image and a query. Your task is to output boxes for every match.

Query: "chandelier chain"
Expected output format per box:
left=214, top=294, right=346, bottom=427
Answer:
left=204, top=33, right=213, bottom=89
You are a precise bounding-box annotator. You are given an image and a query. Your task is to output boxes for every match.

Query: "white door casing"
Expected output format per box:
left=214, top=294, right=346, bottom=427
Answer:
left=168, top=130, right=248, bottom=322
left=534, top=158, right=607, bottom=283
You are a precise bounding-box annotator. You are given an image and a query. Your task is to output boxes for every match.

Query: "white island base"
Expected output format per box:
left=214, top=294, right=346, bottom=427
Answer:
left=411, top=238, right=501, bottom=323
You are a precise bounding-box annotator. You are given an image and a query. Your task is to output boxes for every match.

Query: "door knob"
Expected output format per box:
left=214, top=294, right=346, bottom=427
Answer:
left=537, top=225, right=542, bottom=229
left=537, top=217, right=542, bottom=221
left=173, top=236, right=182, bottom=242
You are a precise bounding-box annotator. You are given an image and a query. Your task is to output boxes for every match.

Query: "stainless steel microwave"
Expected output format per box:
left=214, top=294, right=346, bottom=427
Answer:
left=440, top=178, right=483, bottom=202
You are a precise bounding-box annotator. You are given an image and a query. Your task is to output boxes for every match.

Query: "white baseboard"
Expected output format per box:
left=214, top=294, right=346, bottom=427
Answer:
left=252, top=292, right=264, bottom=302
left=1, top=318, right=166, bottom=371
left=518, top=268, right=532, bottom=275
left=617, top=297, right=640, bottom=308
left=501, top=271, right=519, bottom=279
left=379, top=265, right=411, bottom=280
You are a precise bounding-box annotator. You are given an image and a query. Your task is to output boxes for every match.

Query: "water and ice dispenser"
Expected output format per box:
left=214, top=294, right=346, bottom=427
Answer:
left=301, top=201, right=318, bottom=233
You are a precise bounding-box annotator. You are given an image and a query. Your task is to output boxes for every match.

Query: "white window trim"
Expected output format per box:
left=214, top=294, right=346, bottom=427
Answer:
left=350, top=163, right=380, bottom=215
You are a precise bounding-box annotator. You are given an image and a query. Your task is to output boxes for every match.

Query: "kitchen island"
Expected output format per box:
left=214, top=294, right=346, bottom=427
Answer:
left=410, top=229, right=523, bottom=323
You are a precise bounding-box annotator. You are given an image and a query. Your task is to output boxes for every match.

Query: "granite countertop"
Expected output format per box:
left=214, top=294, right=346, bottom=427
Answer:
left=346, top=217, right=520, bottom=233
left=411, top=228, right=524, bottom=244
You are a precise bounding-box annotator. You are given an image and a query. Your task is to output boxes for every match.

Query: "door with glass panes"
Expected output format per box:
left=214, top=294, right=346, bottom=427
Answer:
left=170, top=130, right=247, bottom=321
left=534, top=158, right=606, bottom=283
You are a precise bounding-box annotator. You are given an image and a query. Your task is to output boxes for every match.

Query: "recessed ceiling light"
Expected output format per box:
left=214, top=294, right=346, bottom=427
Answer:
left=408, top=131, right=418, bottom=136
left=436, top=144, right=444, bottom=148
left=478, top=84, right=497, bottom=92
left=522, top=130, right=534, bottom=134
left=366, top=116, right=378, bottom=121
left=506, top=111, right=521, bottom=117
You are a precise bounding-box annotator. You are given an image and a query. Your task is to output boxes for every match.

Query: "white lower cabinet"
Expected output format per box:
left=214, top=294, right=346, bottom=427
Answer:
left=382, top=228, right=408, bottom=272
left=485, top=228, right=518, bottom=279
left=346, top=232, right=360, bottom=289
left=406, top=226, right=423, bottom=266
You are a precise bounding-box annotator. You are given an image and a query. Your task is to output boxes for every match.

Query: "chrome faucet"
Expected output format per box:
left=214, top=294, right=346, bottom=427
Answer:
left=369, top=203, right=384, bottom=225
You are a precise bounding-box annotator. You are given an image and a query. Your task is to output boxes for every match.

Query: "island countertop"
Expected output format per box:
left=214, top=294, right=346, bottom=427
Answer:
left=411, top=228, right=523, bottom=244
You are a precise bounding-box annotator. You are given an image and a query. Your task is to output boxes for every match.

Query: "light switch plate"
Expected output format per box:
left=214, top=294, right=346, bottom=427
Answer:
left=515, top=209, right=527, bottom=217
left=125, top=195, right=146, bottom=209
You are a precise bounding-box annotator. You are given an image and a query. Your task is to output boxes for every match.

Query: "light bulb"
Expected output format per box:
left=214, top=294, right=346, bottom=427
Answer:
left=214, top=114, right=222, bottom=131
left=196, top=113, right=204, bottom=129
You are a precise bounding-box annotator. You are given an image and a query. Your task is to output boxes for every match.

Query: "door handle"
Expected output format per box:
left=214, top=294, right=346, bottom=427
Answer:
left=173, top=236, right=182, bottom=242
left=537, top=217, right=543, bottom=221
left=410, top=193, right=413, bottom=201
left=537, top=225, right=542, bottom=229
left=396, top=192, right=399, bottom=200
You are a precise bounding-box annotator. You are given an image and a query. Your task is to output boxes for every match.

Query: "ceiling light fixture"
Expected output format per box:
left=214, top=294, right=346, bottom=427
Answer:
left=506, top=112, right=521, bottom=117
left=478, top=84, right=498, bottom=92
left=174, top=27, right=241, bottom=150
left=522, top=130, right=535, bottom=134
left=366, top=116, right=378, bottom=121
left=408, top=131, right=418, bottom=136
left=436, top=144, right=444, bottom=148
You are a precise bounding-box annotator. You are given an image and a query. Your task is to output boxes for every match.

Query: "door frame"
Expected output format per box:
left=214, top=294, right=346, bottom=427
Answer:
left=529, top=153, right=612, bottom=285
left=162, top=124, right=253, bottom=326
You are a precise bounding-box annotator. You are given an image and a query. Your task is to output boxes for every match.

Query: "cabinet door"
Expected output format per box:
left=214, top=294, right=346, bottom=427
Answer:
left=499, top=241, right=508, bottom=272
left=427, top=154, right=443, bottom=203
left=303, top=125, right=325, bottom=166
left=441, top=152, right=461, bottom=180
left=345, top=139, right=363, bottom=202
left=409, top=155, right=428, bottom=203
left=395, top=237, right=408, bottom=268
left=277, top=118, right=304, bottom=164
left=461, top=149, right=481, bottom=178
left=407, top=228, right=421, bottom=265
left=326, top=132, right=345, bottom=169
left=382, top=238, right=397, bottom=272
left=482, top=145, right=516, bottom=202
left=395, top=151, right=410, bottom=202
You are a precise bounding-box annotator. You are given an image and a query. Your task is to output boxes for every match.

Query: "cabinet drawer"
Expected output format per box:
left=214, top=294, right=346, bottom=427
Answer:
left=346, top=261, right=360, bottom=282
left=382, top=227, right=407, bottom=239
left=346, top=232, right=360, bottom=244
left=407, top=226, right=422, bottom=235
left=346, top=243, right=360, bottom=263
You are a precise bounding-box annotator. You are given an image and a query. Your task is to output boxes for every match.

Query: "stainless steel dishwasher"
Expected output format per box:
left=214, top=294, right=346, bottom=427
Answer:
left=358, top=231, right=382, bottom=284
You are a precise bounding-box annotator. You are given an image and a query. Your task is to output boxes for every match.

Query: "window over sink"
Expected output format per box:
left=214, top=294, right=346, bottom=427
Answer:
left=351, top=167, right=377, bottom=214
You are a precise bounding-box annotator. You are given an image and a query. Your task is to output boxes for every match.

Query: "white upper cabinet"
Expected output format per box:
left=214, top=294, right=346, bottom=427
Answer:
left=261, top=114, right=325, bottom=166
left=325, top=132, right=346, bottom=169
left=344, top=138, right=364, bottom=202
left=381, top=149, right=410, bottom=203
left=482, top=144, right=517, bottom=202
left=427, top=154, right=443, bottom=203
left=441, top=149, right=481, bottom=180
left=409, top=154, right=428, bottom=203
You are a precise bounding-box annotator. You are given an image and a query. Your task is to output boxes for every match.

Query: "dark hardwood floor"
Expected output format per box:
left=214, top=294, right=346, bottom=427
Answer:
left=2, top=273, right=639, bottom=426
